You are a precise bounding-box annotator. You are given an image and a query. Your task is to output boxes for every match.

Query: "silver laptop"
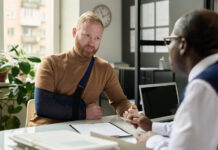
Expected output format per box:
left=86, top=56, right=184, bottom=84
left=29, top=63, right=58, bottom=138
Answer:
left=139, top=82, right=179, bottom=122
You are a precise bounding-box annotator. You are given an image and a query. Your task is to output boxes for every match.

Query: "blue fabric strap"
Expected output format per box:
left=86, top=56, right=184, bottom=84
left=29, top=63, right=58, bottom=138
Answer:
left=179, top=61, right=218, bottom=104
left=79, top=57, right=95, bottom=88
left=72, top=56, right=95, bottom=120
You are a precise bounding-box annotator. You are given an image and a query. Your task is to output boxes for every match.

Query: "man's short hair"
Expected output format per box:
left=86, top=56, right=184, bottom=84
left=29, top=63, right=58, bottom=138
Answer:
left=179, top=9, right=218, bottom=56
left=76, top=11, right=103, bottom=30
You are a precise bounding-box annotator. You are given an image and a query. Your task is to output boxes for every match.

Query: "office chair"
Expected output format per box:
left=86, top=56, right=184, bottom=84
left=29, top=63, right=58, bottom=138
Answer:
left=25, top=99, right=35, bottom=127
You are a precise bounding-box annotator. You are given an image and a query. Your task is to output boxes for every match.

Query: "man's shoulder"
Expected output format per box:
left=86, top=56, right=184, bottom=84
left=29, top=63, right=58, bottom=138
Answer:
left=42, top=52, right=68, bottom=63
left=94, top=56, right=111, bottom=67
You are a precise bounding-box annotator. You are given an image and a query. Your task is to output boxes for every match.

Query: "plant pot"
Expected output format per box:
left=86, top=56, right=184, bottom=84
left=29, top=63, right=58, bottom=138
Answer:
left=0, top=72, right=7, bottom=82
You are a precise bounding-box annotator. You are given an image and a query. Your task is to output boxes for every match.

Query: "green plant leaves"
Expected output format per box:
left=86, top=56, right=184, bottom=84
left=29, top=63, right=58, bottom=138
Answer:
left=14, top=78, right=23, bottom=84
left=11, top=66, right=20, bottom=76
left=18, top=61, right=31, bottom=74
left=0, top=115, right=21, bottom=130
left=26, top=82, right=34, bottom=92
left=18, top=85, right=27, bottom=94
left=0, top=115, right=9, bottom=123
left=27, top=56, right=41, bottom=63
left=14, top=106, right=22, bottom=113
left=9, top=45, right=19, bottom=52
left=29, top=71, right=35, bottom=77
left=8, top=73, right=13, bottom=83
left=1, top=45, right=41, bottom=130
left=8, top=104, right=14, bottom=114
left=9, top=45, right=20, bottom=57
left=5, top=116, right=20, bottom=129
left=8, top=104, right=22, bottom=114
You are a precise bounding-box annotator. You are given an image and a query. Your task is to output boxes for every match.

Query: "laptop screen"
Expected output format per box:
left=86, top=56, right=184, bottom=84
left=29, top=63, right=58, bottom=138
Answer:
left=139, top=83, right=179, bottom=119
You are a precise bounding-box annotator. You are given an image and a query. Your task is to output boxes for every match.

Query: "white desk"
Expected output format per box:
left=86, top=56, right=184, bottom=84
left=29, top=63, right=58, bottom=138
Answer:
left=0, top=115, right=144, bottom=150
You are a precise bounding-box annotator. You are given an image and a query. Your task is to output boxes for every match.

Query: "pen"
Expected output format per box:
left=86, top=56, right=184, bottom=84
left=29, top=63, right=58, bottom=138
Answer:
left=120, top=117, right=132, bottom=122
left=110, top=135, right=119, bottom=138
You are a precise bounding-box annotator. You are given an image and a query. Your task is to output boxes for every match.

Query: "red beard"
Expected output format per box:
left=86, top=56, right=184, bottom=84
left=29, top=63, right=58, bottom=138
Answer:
left=75, top=36, right=98, bottom=58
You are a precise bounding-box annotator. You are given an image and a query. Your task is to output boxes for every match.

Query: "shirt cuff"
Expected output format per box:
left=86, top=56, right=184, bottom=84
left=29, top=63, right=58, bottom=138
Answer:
left=146, top=135, right=167, bottom=149
left=152, top=122, right=166, bottom=134
left=152, top=122, right=173, bottom=136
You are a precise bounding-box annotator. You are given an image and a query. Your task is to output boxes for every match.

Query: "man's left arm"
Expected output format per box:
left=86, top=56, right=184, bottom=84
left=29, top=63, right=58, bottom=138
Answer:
left=103, top=65, right=133, bottom=115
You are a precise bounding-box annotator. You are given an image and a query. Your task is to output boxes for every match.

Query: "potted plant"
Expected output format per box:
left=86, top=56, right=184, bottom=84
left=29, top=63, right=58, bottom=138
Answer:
left=0, top=55, right=10, bottom=82
left=0, top=45, right=41, bottom=130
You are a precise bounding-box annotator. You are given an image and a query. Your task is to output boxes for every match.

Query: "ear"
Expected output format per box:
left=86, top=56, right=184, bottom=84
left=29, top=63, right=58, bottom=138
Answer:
left=179, top=38, right=188, bottom=56
left=72, top=28, right=77, bottom=37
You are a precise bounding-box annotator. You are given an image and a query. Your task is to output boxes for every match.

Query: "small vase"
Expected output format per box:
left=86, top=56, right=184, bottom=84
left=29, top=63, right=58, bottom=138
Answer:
left=0, top=72, right=7, bottom=82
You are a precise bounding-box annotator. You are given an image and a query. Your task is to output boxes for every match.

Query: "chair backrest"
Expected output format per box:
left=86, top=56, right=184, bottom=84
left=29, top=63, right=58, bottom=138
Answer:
left=25, top=99, right=35, bottom=127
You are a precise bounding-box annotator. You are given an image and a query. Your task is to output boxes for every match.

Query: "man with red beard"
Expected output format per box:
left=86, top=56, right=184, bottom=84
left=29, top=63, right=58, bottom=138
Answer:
left=28, top=11, right=136, bottom=126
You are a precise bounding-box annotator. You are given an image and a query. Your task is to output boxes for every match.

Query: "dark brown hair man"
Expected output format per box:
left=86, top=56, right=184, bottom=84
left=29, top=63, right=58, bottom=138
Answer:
left=124, top=9, right=218, bottom=150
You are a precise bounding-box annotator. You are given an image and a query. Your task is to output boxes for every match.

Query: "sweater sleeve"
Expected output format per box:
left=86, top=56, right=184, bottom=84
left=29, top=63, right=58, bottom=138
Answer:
left=35, top=56, right=56, bottom=92
left=103, top=65, right=132, bottom=115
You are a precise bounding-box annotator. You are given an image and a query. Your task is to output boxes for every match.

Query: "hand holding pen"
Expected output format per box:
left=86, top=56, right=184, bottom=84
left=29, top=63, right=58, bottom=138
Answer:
left=123, top=106, right=152, bottom=131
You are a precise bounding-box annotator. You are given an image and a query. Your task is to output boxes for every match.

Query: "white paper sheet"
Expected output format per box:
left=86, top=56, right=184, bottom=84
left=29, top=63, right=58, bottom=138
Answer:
left=10, top=130, right=119, bottom=150
left=70, top=122, right=131, bottom=137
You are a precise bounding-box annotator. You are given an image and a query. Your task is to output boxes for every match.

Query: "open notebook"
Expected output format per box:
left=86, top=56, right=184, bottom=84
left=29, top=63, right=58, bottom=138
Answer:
left=139, top=82, right=179, bottom=122
left=10, top=130, right=119, bottom=150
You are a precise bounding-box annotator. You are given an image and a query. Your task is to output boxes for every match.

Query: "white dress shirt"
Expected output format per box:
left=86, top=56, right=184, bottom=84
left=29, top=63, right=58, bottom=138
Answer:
left=146, top=53, right=218, bottom=150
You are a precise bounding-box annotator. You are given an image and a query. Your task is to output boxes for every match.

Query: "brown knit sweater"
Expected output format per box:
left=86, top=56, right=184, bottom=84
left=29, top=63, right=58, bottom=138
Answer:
left=28, top=49, right=132, bottom=126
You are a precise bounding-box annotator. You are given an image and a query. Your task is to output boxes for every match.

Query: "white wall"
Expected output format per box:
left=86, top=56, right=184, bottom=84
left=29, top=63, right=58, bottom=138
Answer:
left=60, top=0, right=122, bottom=62
left=60, top=0, right=80, bottom=52
left=169, top=0, right=204, bottom=32
left=80, top=0, right=122, bottom=62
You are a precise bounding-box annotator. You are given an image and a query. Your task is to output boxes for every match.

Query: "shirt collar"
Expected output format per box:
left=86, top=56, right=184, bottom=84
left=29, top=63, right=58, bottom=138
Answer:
left=188, top=53, right=218, bottom=82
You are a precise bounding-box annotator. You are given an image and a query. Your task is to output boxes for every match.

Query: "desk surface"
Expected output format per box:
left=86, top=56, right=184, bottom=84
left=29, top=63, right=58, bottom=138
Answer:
left=0, top=115, right=142, bottom=150
left=114, top=67, right=171, bottom=71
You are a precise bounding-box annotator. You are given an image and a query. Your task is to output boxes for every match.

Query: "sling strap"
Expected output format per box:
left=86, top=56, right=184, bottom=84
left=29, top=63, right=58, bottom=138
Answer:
left=72, top=57, right=95, bottom=120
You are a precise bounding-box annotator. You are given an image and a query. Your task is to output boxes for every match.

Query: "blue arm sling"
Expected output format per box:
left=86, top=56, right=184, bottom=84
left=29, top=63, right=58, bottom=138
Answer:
left=35, top=57, right=95, bottom=120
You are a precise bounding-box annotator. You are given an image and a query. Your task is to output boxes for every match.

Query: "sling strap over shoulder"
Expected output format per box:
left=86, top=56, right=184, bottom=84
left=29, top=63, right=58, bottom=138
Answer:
left=72, top=57, right=95, bottom=120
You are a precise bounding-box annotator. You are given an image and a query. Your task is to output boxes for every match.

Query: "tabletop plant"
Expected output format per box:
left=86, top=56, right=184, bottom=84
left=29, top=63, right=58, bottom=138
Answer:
left=0, top=45, right=41, bottom=130
left=0, top=54, right=10, bottom=82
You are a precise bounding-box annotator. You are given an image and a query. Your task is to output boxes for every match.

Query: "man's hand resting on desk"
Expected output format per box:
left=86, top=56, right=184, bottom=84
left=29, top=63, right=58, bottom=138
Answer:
left=86, top=103, right=102, bottom=120
left=136, top=131, right=157, bottom=146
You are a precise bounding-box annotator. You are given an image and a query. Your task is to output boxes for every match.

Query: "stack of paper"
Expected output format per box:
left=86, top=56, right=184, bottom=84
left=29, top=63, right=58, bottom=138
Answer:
left=70, top=122, right=131, bottom=137
left=10, top=130, right=119, bottom=150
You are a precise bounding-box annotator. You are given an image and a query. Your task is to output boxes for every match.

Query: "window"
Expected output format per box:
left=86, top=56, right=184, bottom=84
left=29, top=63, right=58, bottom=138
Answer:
left=22, top=8, right=39, bottom=17
left=6, top=9, right=15, bottom=19
left=23, top=27, right=33, bottom=36
left=7, top=28, right=14, bottom=36
left=40, top=45, right=46, bottom=53
left=40, top=0, right=46, bottom=6
left=1, top=0, right=60, bottom=57
left=130, top=0, right=169, bottom=53
left=23, top=44, right=33, bottom=53
left=41, top=12, right=46, bottom=22
left=40, top=29, right=46, bottom=38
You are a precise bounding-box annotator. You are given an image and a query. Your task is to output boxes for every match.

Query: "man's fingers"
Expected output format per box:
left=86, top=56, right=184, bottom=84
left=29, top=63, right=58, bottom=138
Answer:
left=127, top=114, right=140, bottom=120
left=131, top=104, right=138, bottom=110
